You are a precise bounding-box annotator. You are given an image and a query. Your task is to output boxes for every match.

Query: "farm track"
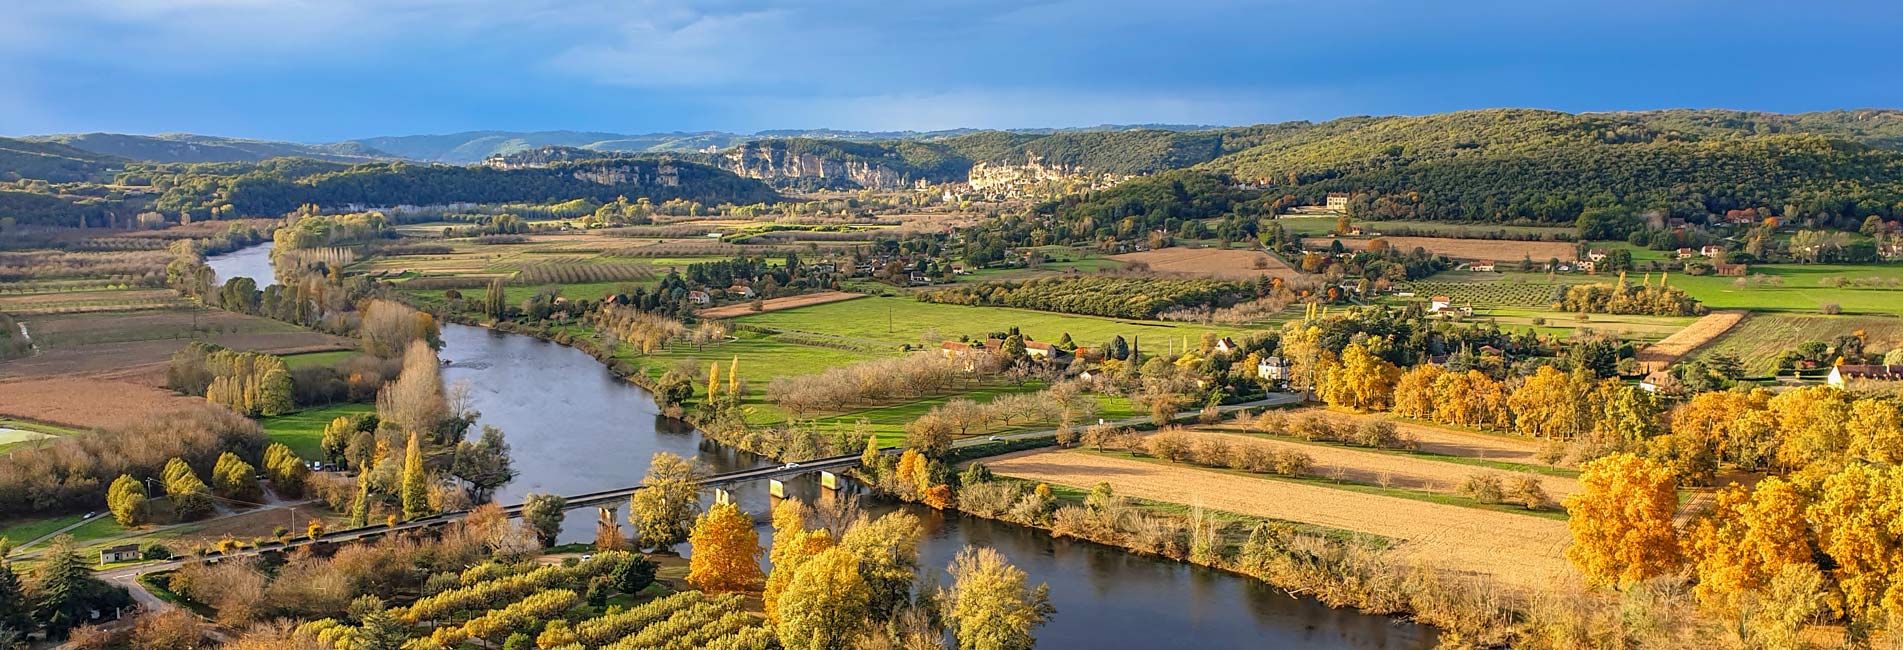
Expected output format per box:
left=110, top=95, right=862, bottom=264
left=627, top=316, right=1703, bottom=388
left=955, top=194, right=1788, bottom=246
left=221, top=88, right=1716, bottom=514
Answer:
left=696, top=291, right=865, bottom=319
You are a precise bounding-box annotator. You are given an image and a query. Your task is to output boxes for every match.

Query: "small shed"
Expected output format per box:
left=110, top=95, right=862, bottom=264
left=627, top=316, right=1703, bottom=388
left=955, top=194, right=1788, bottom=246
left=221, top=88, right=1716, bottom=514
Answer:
left=100, top=543, right=139, bottom=565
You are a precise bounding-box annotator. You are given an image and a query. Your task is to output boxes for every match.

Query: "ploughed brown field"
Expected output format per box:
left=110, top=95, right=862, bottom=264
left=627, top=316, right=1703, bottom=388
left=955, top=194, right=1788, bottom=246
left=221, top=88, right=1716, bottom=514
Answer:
left=0, top=308, right=351, bottom=429
left=1634, top=310, right=1748, bottom=370
left=1108, top=247, right=1302, bottom=280
left=988, top=448, right=1576, bottom=591
left=1326, top=236, right=1578, bottom=262
left=694, top=291, right=865, bottom=319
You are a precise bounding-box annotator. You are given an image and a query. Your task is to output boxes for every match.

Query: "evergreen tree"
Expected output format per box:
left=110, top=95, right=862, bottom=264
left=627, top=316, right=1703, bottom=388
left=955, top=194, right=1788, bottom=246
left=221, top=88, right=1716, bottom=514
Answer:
left=401, top=433, right=431, bottom=520
left=0, top=559, right=28, bottom=633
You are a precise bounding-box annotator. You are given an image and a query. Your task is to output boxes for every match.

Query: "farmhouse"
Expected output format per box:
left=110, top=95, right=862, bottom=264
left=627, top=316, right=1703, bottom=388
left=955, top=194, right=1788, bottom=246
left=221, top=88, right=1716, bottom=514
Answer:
left=1714, top=263, right=1748, bottom=277
left=1701, top=245, right=1725, bottom=258
left=1257, top=356, right=1289, bottom=382
left=1325, top=192, right=1351, bottom=211
left=1828, top=364, right=1903, bottom=388
left=1468, top=260, right=1497, bottom=272
left=1429, top=295, right=1453, bottom=313
left=1639, top=370, right=1681, bottom=394
left=728, top=285, right=757, bottom=299
left=1588, top=249, right=1609, bottom=262
left=99, top=543, right=139, bottom=565
left=1213, top=337, right=1240, bottom=355
left=1024, top=341, right=1057, bottom=359
left=940, top=340, right=979, bottom=358
left=686, top=290, right=711, bottom=305
left=1676, top=247, right=1698, bottom=259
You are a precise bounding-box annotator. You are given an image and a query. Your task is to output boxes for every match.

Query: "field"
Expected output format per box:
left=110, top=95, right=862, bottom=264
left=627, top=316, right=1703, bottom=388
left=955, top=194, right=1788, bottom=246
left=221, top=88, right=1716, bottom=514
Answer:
left=1664, top=263, right=1903, bottom=314
left=1324, top=236, right=1578, bottom=262
left=0, top=427, right=57, bottom=454
left=258, top=402, right=376, bottom=460
left=1107, top=247, right=1300, bottom=280
left=1191, top=428, right=1581, bottom=499
left=0, top=288, right=188, bottom=315
left=1279, top=408, right=1550, bottom=465
left=1393, top=274, right=1563, bottom=307
left=1474, top=307, right=1696, bottom=344
left=1633, top=310, right=1748, bottom=370
left=0, top=308, right=350, bottom=428
left=694, top=291, right=865, bottom=319
left=281, top=349, right=362, bottom=369
left=987, top=448, right=1575, bottom=590
left=1693, top=313, right=1903, bottom=374
left=733, top=295, right=1257, bottom=356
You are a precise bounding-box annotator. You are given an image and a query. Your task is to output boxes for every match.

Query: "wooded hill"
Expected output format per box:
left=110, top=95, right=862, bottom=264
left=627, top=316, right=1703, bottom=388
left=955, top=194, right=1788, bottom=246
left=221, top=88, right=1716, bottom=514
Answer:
left=23, top=133, right=392, bottom=164
left=1201, top=109, right=1903, bottom=228
left=0, top=136, right=123, bottom=183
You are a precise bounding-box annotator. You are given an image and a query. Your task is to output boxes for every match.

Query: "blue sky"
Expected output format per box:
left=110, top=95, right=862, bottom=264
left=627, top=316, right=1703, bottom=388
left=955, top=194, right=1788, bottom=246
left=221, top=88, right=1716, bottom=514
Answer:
left=2, top=0, right=1899, bottom=142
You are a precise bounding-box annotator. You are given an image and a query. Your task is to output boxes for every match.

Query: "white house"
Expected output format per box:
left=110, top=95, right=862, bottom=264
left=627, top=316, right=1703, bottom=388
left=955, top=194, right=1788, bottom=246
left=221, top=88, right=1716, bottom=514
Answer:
left=1257, top=356, right=1289, bottom=382
left=686, top=290, right=711, bottom=305
left=1428, top=295, right=1453, bottom=313
left=1213, top=337, right=1240, bottom=355
left=1828, top=365, right=1903, bottom=388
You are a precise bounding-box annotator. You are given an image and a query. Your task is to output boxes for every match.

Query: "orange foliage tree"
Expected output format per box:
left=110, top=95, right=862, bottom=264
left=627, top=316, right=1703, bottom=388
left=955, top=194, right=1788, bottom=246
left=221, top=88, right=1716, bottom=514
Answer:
left=685, top=501, right=765, bottom=593
left=1564, top=453, right=1683, bottom=588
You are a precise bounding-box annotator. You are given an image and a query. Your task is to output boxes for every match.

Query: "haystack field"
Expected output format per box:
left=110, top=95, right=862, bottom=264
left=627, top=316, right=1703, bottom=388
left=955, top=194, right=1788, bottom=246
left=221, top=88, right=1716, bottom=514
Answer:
left=987, top=449, right=1574, bottom=590
left=1634, top=309, right=1748, bottom=370
left=695, top=291, right=864, bottom=319
left=1108, top=247, right=1301, bottom=280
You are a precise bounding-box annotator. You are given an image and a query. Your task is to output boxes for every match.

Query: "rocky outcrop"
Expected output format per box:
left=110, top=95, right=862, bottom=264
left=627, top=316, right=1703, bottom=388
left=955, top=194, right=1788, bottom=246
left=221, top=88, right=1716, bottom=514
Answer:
left=718, top=144, right=911, bottom=189
left=967, top=152, right=1106, bottom=195
left=572, top=161, right=680, bottom=187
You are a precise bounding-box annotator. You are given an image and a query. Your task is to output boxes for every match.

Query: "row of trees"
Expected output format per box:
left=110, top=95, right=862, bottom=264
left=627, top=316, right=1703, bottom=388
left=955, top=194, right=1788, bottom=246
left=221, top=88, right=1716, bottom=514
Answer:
left=1554, top=274, right=1706, bottom=316
left=166, top=342, right=295, bottom=417
left=918, top=274, right=1255, bottom=320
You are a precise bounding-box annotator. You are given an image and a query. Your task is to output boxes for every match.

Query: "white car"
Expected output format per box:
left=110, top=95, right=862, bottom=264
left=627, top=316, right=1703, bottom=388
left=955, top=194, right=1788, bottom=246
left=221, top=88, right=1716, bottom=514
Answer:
left=988, top=436, right=1001, bottom=442
left=781, top=462, right=801, bottom=470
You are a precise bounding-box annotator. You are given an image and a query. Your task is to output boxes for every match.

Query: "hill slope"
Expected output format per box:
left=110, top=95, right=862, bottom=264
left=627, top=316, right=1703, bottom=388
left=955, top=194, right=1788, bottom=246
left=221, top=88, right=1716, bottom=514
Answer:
left=1203, top=109, right=1903, bottom=227
left=0, top=137, right=123, bottom=182
left=26, top=133, right=390, bottom=164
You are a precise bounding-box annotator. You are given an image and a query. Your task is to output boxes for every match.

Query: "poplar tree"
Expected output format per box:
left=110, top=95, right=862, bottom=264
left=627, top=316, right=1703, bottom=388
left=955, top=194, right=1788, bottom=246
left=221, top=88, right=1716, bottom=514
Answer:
left=106, top=474, right=146, bottom=526
left=401, top=433, right=431, bottom=519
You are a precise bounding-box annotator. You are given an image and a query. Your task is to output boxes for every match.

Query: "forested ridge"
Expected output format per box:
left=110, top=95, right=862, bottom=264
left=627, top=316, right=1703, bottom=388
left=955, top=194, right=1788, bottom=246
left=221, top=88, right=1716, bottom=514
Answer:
left=0, top=136, right=123, bottom=183
left=24, top=132, right=391, bottom=164
left=1203, top=109, right=1903, bottom=227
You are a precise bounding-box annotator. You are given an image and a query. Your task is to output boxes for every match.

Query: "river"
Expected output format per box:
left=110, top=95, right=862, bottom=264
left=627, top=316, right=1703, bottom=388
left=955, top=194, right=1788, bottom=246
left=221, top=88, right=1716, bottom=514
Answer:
left=209, top=243, right=1437, bottom=649
left=203, top=241, right=278, bottom=288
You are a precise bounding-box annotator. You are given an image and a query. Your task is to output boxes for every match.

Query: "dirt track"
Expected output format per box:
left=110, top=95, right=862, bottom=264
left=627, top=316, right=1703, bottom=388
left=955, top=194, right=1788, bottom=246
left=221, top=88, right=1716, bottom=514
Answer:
left=1635, top=310, right=1747, bottom=370
left=695, top=291, right=864, bottom=319
left=988, top=449, right=1576, bottom=591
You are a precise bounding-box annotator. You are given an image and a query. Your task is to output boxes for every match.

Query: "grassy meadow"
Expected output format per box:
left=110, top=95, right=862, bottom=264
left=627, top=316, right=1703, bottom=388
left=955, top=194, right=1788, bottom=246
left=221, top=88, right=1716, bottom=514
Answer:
left=258, top=402, right=375, bottom=460
left=732, top=295, right=1260, bottom=355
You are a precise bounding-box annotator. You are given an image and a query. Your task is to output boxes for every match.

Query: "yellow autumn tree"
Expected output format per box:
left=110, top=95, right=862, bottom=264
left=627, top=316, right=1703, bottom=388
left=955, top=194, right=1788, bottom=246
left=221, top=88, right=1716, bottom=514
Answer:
left=1508, top=365, right=1591, bottom=439
left=1846, top=398, right=1903, bottom=466
left=1391, top=364, right=1443, bottom=419
left=685, top=501, right=765, bottom=593
left=764, top=499, right=835, bottom=623
left=1564, top=453, right=1683, bottom=588
left=1320, top=343, right=1400, bottom=411
left=706, top=361, right=721, bottom=401
left=1769, top=385, right=1853, bottom=470
left=1808, top=464, right=1903, bottom=628
left=776, top=547, right=871, bottom=650
left=1687, top=477, right=1814, bottom=611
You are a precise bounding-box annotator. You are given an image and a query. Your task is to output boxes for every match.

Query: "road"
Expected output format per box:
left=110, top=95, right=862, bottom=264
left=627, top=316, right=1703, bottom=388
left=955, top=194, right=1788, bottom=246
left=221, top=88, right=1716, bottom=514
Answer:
left=84, top=391, right=1305, bottom=611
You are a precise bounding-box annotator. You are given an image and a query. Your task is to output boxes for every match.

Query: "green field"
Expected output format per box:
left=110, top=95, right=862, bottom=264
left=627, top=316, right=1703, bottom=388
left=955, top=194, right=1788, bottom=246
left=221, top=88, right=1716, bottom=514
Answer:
left=280, top=350, right=361, bottom=369
left=1693, top=313, right=1903, bottom=374
left=1666, top=264, right=1903, bottom=314
left=733, top=295, right=1260, bottom=356
left=258, top=403, right=375, bottom=460
left=798, top=383, right=1140, bottom=446
left=0, top=514, right=89, bottom=548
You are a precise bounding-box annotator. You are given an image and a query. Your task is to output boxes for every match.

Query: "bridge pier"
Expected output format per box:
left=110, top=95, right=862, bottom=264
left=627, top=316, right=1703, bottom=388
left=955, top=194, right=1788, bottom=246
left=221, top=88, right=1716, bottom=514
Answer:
left=714, top=488, right=732, bottom=505
left=769, top=479, right=785, bottom=498
left=820, top=470, right=839, bottom=490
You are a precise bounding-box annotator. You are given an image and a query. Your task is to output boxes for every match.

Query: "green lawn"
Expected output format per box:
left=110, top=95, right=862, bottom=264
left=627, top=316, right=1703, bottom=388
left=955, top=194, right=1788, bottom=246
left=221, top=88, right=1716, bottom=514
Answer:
left=280, top=350, right=361, bottom=369
left=258, top=403, right=375, bottom=460
left=0, top=514, right=89, bottom=547
left=798, top=384, right=1140, bottom=446
left=734, top=295, right=1261, bottom=356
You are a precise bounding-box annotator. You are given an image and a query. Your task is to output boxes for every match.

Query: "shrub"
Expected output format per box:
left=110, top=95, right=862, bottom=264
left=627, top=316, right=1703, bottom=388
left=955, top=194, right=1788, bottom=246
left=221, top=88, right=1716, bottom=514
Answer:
left=1292, top=414, right=1335, bottom=442
left=1143, top=429, right=1195, bottom=463
left=1271, top=450, right=1313, bottom=476
left=1251, top=411, right=1288, bottom=434
left=1353, top=420, right=1409, bottom=449
left=1192, top=436, right=1232, bottom=467
left=1457, top=473, right=1505, bottom=503
left=958, top=481, right=1024, bottom=519
left=1506, top=476, right=1549, bottom=509
left=1820, top=303, right=1842, bottom=315
left=1236, top=444, right=1276, bottom=473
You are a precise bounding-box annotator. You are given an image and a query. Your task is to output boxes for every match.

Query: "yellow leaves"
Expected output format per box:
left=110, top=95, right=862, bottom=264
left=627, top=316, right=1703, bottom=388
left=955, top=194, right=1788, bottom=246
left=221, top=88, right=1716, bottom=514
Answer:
left=1564, top=453, right=1683, bottom=588
left=1508, top=366, right=1591, bottom=439
left=1807, top=464, right=1903, bottom=627
left=1689, top=478, right=1812, bottom=611
left=1318, top=343, right=1401, bottom=411
left=686, top=501, right=765, bottom=594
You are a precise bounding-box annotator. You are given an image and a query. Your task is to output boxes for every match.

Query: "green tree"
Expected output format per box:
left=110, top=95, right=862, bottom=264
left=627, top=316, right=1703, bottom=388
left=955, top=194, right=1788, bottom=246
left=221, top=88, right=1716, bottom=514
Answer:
left=629, top=453, right=702, bottom=550
left=106, top=474, right=147, bottom=526
left=0, top=557, right=29, bottom=633
left=521, top=493, right=566, bottom=547
left=211, top=452, right=260, bottom=502
left=941, top=545, right=1055, bottom=650
left=162, top=458, right=213, bottom=520
left=776, top=547, right=871, bottom=650
left=29, top=536, right=128, bottom=636
left=839, top=511, right=924, bottom=618
left=452, top=426, right=516, bottom=501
